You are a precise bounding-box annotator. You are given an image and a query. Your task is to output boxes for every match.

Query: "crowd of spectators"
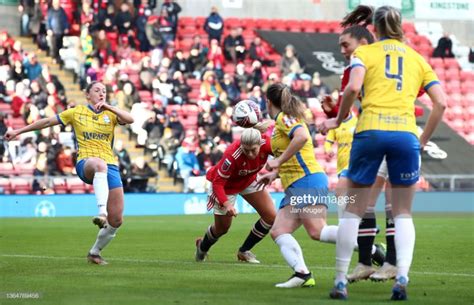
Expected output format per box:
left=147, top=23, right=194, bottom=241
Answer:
left=2, top=0, right=335, bottom=194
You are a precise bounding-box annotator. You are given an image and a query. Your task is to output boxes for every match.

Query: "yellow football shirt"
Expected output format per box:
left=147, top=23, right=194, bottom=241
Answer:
left=324, top=113, right=357, bottom=174
left=271, top=112, right=324, bottom=189
left=351, top=38, right=439, bottom=135
left=57, top=105, right=119, bottom=165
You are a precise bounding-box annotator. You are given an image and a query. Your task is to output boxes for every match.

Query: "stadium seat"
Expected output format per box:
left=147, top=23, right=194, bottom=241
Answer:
left=240, top=18, right=256, bottom=31
left=443, top=58, right=459, bottom=69
left=0, top=177, right=12, bottom=194
left=0, top=162, right=15, bottom=176
left=429, top=57, right=444, bottom=69
left=460, top=70, right=474, bottom=82
left=254, top=18, right=272, bottom=30
left=11, top=178, right=31, bottom=194
left=461, top=82, right=474, bottom=95
left=14, top=163, right=35, bottom=176
left=53, top=178, right=68, bottom=194
left=0, top=102, right=13, bottom=115
left=67, top=177, right=87, bottom=194
left=445, top=69, right=459, bottom=82
left=182, top=104, right=199, bottom=116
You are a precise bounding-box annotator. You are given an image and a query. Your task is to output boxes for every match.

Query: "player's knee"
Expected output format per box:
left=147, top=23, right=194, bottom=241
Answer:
left=307, top=229, right=321, bottom=241
left=108, top=216, right=123, bottom=228
left=214, top=225, right=230, bottom=237
left=270, top=228, right=283, bottom=240
left=90, top=158, right=107, bottom=173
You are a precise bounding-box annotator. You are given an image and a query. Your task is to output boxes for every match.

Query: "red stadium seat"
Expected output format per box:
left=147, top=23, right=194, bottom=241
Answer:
left=461, top=82, right=474, bottom=95
left=182, top=104, right=199, bottom=116
left=429, top=57, right=444, bottom=69
left=0, top=162, right=15, bottom=176
left=271, top=19, right=287, bottom=31
left=254, top=18, right=272, bottom=30
left=11, top=178, right=31, bottom=194
left=67, top=177, right=87, bottom=194
left=0, top=102, right=13, bottom=115
left=166, top=105, right=182, bottom=115
left=443, top=58, right=459, bottom=69
left=445, top=69, right=460, bottom=82
left=240, top=18, right=256, bottom=31
left=0, top=177, right=12, bottom=194
left=460, top=71, right=474, bottom=82
left=14, top=163, right=35, bottom=176
left=53, top=178, right=68, bottom=194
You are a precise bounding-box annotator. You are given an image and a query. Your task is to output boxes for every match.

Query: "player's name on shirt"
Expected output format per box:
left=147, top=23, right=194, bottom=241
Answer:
left=82, top=132, right=111, bottom=141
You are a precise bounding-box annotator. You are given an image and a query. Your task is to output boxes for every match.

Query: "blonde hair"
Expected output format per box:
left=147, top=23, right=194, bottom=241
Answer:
left=241, top=128, right=262, bottom=146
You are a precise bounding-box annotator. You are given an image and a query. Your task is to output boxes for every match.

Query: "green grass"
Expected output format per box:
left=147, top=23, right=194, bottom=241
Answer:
left=0, top=213, right=473, bottom=305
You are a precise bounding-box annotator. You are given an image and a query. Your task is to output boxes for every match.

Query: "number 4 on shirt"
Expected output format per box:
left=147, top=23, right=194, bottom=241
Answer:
left=385, top=54, right=403, bottom=91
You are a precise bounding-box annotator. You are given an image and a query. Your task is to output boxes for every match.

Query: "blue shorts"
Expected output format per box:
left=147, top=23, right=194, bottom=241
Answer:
left=76, top=159, right=123, bottom=190
left=348, top=130, right=420, bottom=186
left=279, top=172, right=329, bottom=209
left=338, top=169, right=349, bottom=179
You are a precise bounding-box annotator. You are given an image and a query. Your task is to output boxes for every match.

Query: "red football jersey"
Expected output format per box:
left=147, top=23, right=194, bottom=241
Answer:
left=206, top=134, right=272, bottom=205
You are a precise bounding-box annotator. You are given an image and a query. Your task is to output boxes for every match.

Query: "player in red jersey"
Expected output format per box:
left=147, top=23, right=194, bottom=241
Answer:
left=195, top=127, right=276, bottom=264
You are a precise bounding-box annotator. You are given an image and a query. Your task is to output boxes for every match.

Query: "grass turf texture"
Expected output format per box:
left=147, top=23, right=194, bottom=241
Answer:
left=0, top=213, right=473, bottom=305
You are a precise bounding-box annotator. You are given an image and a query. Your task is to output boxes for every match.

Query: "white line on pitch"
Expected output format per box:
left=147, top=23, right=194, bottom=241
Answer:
left=2, top=254, right=474, bottom=278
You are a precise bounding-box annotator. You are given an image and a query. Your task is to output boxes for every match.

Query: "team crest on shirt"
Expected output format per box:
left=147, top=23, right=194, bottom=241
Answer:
left=242, top=162, right=246, bottom=166
left=221, top=159, right=231, bottom=172
left=103, top=115, right=111, bottom=124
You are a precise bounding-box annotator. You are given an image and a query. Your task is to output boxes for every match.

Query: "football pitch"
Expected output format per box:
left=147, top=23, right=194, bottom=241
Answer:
left=1, top=213, right=473, bottom=305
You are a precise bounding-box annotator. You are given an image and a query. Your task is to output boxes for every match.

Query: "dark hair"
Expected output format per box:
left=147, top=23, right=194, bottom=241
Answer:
left=85, top=81, right=103, bottom=94
left=341, top=25, right=375, bottom=44
left=341, top=5, right=403, bottom=41
left=266, top=83, right=306, bottom=120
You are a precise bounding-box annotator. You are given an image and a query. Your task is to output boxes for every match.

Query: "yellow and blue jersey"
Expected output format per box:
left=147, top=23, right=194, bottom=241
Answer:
left=350, top=38, right=439, bottom=136
left=324, top=113, right=357, bottom=175
left=57, top=104, right=119, bottom=165
left=271, top=112, right=324, bottom=189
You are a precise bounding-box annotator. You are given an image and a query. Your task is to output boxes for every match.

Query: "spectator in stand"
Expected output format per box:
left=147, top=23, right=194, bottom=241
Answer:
left=166, top=110, right=185, bottom=143
left=115, top=2, right=133, bottom=35
left=204, top=6, right=224, bottom=44
left=280, top=44, right=303, bottom=78
left=146, top=15, right=165, bottom=64
left=10, top=40, right=25, bottom=63
left=207, top=39, right=224, bottom=78
left=117, top=36, right=133, bottom=62
left=161, top=0, right=181, bottom=37
left=249, top=37, right=275, bottom=67
left=29, top=80, right=47, bottom=110
left=46, top=0, right=70, bottom=63
left=200, top=70, right=223, bottom=102
left=248, top=60, right=265, bottom=90
left=11, top=60, right=26, bottom=83
left=171, top=71, right=191, bottom=104
left=198, top=101, right=220, bottom=138
left=218, top=106, right=233, bottom=143
left=234, top=62, right=249, bottom=94
left=175, top=139, right=200, bottom=193
left=296, top=73, right=317, bottom=104
left=215, top=91, right=229, bottom=113
left=29, top=0, right=43, bottom=44
left=116, top=81, right=139, bottom=110
left=33, top=141, right=48, bottom=175
left=14, top=137, right=36, bottom=165
left=262, top=72, right=279, bottom=93
left=191, top=34, right=208, bottom=57
left=170, top=49, right=191, bottom=75
left=0, top=113, right=7, bottom=158
left=79, top=1, right=94, bottom=30
left=469, top=47, right=474, bottom=63
left=187, top=47, right=207, bottom=79
left=223, top=27, right=246, bottom=64
left=37, top=65, right=65, bottom=97
left=159, top=127, right=180, bottom=175
left=23, top=52, right=42, bottom=81
left=43, top=94, right=63, bottom=117
left=93, top=29, right=113, bottom=65
left=136, top=8, right=152, bottom=52
left=433, top=32, right=455, bottom=58
left=158, top=8, right=175, bottom=46
left=248, top=85, right=267, bottom=118
left=114, top=139, right=132, bottom=186
left=197, top=142, right=219, bottom=173
left=129, top=156, right=157, bottom=193
left=143, top=112, right=165, bottom=149
left=19, top=0, right=35, bottom=36
left=56, top=145, right=74, bottom=175
left=12, top=82, right=29, bottom=118
left=311, top=72, right=330, bottom=98
left=155, top=72, right=174, bottom=102
left=221, top=73, right=240, bottom=104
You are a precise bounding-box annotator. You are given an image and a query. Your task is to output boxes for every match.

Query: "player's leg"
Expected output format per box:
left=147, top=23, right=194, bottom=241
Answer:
left=330, top=131, right=384, bottom=300
left=371, top=181, right=397, bottom=281
left=88, top=185, right=124, bottom=265
left=271, top=205, right=314, bottom=288
left=80, top=157, right=109, bottom=228
left=386, top=131, right=420, bottom=300
left=195, top=194, right=235, bottom=262
left=238, top=188, right=276, bottom=263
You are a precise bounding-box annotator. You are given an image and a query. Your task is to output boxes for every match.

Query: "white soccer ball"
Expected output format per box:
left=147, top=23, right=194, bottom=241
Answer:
left=232, top=100, right=262, bottom=128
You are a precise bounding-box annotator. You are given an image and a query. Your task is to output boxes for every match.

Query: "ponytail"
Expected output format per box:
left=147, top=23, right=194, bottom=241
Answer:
left=340, top=5, right=374, bottom=28
left=266, top=83, right=306, bottom=120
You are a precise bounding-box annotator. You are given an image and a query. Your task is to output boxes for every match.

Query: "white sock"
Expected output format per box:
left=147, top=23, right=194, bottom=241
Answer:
left=394, top=215, right=415, bottom=281
left=320, top=225, right=338, bottom=243
left=274, top=233, right=309, bottom=274
left=335, top=211, right=361, bottom=285
left=90, top=225, right=118, bottom=255
left=93, top=172, right=109, bottom=216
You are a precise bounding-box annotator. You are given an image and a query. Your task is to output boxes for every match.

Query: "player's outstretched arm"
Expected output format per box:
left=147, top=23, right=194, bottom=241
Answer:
left=3, top=116, right=60, bottom=141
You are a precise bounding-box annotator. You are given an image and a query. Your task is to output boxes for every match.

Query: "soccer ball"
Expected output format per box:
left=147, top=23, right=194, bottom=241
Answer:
left=232, top=100, right=262, bottom=128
